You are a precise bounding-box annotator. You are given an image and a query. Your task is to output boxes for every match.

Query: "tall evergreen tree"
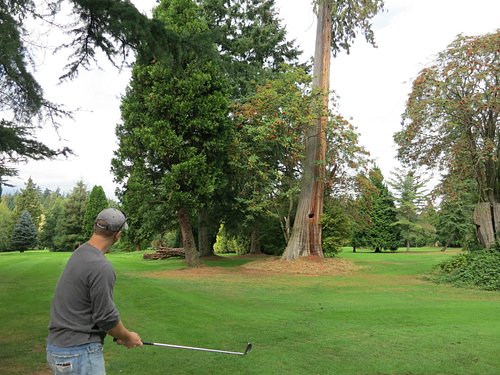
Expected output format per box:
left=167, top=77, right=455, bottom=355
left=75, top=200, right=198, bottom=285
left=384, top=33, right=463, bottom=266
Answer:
left=199, top=0, right=301, bottom=98
left=57, top=180, right=88, bottom=251
left=14, top=177, right=42, bottom=228
left=11, top=210, right=37, bottom=252
left=365, top=168, right=399, bottom=252
left=113, top=0, right=231, bottom=266
left=389, top=167, right=430, bottom=251
left=83, top=186, right=108, bottom=237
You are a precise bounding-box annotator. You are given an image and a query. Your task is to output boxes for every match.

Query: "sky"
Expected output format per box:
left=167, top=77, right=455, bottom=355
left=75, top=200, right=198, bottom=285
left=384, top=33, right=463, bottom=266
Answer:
left=5, top=0, right=500, bottom=198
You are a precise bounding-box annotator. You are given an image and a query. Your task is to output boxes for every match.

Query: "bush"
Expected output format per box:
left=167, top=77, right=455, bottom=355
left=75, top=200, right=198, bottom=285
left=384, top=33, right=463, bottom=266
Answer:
left=322, top=199, right=351, bottom=257
left=432, top=250, right=500, bottom=291
left=214, top=224, right=249, bottom=255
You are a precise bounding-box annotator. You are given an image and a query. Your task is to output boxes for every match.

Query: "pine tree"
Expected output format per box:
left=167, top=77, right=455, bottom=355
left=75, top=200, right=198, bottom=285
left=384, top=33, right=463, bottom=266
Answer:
left=389, top=167, right=430, bottom=251
left=83, top=186, right=108, bottom=237
left=11, top=211, right=37, bottom=252
left=365, top=168, right=399, bottom=252
left=57, top=181, right=88, bottom=251
left=14, top=177, right=42, bottom=228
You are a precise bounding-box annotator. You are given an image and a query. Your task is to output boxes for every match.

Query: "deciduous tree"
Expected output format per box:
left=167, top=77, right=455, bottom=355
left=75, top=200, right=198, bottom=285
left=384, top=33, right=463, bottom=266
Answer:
left=394, top=31, right=500, bottom=247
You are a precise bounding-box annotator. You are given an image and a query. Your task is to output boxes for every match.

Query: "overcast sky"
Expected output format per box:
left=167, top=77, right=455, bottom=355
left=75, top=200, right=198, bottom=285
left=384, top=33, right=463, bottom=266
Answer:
left=6, top=0, right=500, bottom=198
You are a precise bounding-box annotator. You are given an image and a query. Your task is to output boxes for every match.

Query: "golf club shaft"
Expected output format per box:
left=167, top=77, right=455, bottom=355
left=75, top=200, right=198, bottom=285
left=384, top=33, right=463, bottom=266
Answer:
left=143, top=341, right=248, bottom=355
left=114, top=338, right=251, bottom=356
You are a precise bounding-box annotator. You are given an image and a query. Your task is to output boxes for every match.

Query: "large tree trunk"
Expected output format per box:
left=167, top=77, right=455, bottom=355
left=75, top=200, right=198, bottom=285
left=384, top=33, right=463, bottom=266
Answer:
left=178, top=207, right=200, bottom=267
left=281, top=1, right=331, bottom=260
left=198, top=207, right=214, bottom=257
left=474, top=202, right=500, bottom=248
left=249, top=226, right=261, bottom=254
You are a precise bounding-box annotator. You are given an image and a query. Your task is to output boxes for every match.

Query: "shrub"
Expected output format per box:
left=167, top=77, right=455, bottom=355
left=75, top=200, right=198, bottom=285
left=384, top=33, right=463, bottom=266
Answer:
left=432, top=250, right=500, bottom=291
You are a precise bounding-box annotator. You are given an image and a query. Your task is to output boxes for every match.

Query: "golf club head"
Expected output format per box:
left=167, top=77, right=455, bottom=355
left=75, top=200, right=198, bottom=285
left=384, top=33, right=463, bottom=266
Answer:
left=244, top=343, right=253, bottom=355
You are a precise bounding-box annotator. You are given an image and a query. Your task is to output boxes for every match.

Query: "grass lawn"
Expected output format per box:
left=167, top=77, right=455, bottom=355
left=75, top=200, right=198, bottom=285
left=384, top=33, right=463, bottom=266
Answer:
left=0, top=248, right=499, bottom=374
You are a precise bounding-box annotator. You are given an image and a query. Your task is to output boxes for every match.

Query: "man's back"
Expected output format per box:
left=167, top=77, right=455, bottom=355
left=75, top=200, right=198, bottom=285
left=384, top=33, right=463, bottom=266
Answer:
left=47, top=243, right=119, bottom=347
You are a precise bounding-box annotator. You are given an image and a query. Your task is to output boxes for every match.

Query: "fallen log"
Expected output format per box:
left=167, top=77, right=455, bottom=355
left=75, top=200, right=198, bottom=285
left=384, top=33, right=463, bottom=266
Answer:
left=143, top=247, right=185, bottom=260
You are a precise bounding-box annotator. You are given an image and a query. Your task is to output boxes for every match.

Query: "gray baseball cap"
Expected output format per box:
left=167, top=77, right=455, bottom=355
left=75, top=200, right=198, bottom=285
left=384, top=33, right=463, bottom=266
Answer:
left=95, top=208, right=128, bottom=231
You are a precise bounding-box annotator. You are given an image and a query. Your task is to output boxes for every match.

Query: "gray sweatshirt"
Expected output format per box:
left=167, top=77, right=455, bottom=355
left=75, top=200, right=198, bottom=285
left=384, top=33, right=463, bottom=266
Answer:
left=47, top=243, right=120, bottom=347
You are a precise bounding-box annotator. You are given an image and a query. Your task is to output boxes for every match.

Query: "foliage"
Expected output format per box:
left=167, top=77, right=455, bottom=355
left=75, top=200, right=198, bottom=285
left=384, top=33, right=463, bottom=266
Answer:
left=313, top=0, right=385, bottom=56
left=113, top=0, right=233, bottom=264
left=361, top=168, right=399, bottom=252
left=213, top=224, right=249, bottom=255
left=0, top=200, right=15, bottom=251
left=432, top=250, right=500, bottom=291
left=325, top=113, right=371, bottom=196
left=55, top=180, right=88, bottom=251
left=394, top=31, right=500, bottom=205
left=321, top=198, right=351, bottom=256
left=388, top=167, right=432, bottom=250
left=229, top=65, right=315, bottom=242
left=435, top=178, right=478, bottom=249
left=0, top=123, right=71, bottom=186
left=0, top=0, right=197, bottom=185
left=200, top=0, right=301, bottom=98
left=83, top=185, right=108, bottom=237
left=11, top=210, right=37, bottom=252
left=13, top=177, right=42, bottom=228
left=39, top=197, right=65, bottom=251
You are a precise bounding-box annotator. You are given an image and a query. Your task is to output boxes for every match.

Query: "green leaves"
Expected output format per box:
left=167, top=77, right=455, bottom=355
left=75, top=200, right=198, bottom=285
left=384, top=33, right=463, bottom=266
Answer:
left=395, top=30, right=500, bottom=204
left=312, top=0, right=385, bottom=56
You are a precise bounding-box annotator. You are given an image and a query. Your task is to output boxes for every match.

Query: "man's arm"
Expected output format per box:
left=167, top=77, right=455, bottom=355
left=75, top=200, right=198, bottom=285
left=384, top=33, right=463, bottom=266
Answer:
left=107, top=321, right=143, bottom=349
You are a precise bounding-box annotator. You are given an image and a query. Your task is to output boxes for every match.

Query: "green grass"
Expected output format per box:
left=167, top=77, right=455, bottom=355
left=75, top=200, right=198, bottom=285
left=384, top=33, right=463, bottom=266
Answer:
left=1, top=248, right=499, bottom=374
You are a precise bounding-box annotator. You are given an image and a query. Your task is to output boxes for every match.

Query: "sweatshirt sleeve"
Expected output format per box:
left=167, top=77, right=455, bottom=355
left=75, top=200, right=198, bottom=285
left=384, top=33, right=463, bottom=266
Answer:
left=89, top=262, right=120, bottom=332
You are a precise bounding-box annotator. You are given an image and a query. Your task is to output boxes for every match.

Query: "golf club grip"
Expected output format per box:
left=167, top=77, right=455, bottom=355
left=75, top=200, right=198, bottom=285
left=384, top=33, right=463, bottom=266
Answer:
left=113, top=337, right=154, bottom=345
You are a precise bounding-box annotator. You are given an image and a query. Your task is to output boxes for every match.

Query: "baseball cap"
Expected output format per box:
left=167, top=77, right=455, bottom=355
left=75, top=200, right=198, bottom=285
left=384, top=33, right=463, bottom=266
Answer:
left=95, top=208, right=129, bottom=231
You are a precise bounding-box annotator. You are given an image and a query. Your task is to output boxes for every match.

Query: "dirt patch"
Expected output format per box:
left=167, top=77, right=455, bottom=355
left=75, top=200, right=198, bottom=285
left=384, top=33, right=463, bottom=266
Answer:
left=147, top=255, right=359, bottom=279
left=241, top=256, right=359, bottom=276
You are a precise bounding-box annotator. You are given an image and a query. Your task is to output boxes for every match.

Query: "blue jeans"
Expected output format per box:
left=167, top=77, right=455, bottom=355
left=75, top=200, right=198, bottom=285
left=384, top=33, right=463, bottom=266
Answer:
left=47, top=342, right=105, bottom=375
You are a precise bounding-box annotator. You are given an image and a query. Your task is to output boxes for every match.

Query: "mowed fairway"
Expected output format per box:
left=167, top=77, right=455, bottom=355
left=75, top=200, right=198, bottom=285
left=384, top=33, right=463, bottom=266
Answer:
left=0, top=249, right=499, bottom=375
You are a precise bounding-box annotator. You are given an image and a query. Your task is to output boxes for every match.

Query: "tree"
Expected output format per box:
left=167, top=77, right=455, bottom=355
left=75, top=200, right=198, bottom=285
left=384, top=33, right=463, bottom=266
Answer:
left=0, top=0, right=193, bottom=185
left=0, top=200, right=15, bottom=251
left=388, top=167, right=430, bottom=251
left=282, top=0, right=384, bottom=260
left=83, top=185, right=108, bottom=237
left=39, top=196, right=65, bottom=251
left=364, top=168, right=399, bottom=252
left=56, top=180, right=88, bottom=251
left=394, top=31, right=500, bottom=247
left=14, top=177, right=43, bottom=228
left=230, top=66, right=315, bottom=252
left=11, top=211, right=37, bottom=252
left=113, top=0, right=231, bottom=266
left=436, top=177, right=478, bottom=251
left=199, top=0, right=301, bottom=98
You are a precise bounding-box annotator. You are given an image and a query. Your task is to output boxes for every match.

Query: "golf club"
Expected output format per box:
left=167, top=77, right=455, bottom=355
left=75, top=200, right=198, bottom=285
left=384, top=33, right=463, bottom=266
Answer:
left=114, top=338, right=252, bottom=356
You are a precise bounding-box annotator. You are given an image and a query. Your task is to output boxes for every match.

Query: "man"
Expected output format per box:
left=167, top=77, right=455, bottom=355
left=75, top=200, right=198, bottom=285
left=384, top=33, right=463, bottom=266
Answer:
left=47, top=208, right=142, bottom=375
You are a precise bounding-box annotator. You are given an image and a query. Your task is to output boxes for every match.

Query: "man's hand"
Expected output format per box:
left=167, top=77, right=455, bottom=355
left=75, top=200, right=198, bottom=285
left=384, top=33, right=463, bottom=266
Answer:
left=115, top=332, right=143, bottom=349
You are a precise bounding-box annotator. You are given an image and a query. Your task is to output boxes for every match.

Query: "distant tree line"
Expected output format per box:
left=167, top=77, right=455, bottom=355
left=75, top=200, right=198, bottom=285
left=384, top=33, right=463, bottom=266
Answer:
left=0, top=178, right=110, bottom=252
